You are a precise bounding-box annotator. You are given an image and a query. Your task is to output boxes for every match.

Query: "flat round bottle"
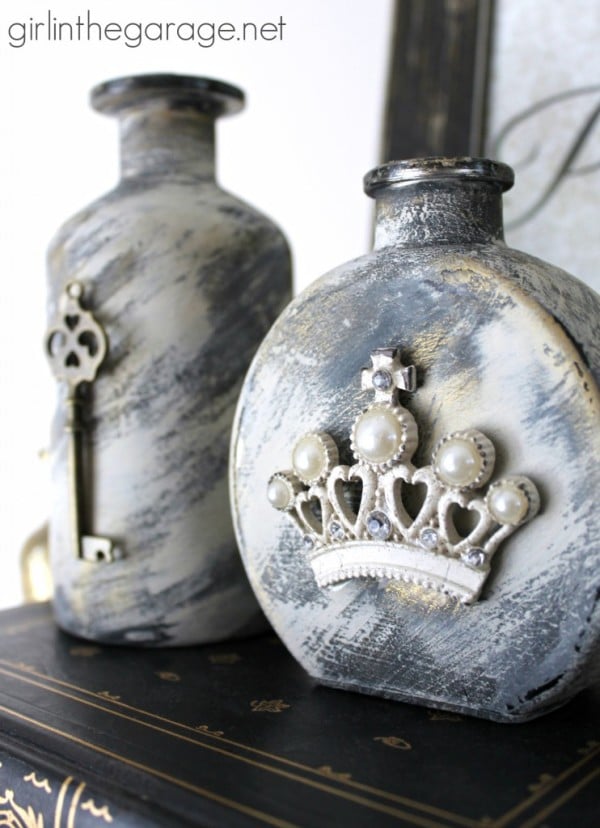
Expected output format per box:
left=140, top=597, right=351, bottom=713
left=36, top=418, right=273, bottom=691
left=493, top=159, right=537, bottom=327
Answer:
left=231, top=157, right=600, bottom=721
left=46, top=74, right=292, bottom=645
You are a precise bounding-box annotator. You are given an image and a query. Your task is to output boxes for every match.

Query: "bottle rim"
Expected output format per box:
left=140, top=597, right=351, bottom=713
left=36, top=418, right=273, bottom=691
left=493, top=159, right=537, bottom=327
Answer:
left=91, top=73, right=244, bottom=117
left=364, top=157, right=514, bottom=196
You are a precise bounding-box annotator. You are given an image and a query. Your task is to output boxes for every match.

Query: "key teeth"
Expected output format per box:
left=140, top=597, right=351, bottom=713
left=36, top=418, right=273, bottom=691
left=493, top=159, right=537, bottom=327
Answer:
left=81, top=536, right=121, bottom=564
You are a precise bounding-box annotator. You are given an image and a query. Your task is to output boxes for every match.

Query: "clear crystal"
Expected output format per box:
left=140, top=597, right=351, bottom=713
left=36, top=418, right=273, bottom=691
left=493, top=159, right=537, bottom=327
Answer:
left=302, top=534, right=315, bottom=551
left=366, top=511, right=392, bottom=540
left=420, top=527, right=439, bottom=549
left=462, top=548, right=486, bottom=567
left=328, top=521, right=345, bottom=541
left=372, top=369, right=393, bottom=391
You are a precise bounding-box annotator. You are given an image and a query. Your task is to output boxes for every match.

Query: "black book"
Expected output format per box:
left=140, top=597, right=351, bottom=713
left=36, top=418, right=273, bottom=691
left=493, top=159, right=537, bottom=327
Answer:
left=0, top=601, right=598, bottom=826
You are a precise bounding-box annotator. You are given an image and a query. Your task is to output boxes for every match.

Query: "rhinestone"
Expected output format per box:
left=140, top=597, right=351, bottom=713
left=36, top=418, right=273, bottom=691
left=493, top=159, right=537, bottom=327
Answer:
left=461, top=548, right=486, bottom=568
left=328, top=520, right=345, bottom=541
left=366, top=511, right=392, bottom=540
left=420, top=527, right=439, bottom=549
left=372, top=369, right=393, bottom=391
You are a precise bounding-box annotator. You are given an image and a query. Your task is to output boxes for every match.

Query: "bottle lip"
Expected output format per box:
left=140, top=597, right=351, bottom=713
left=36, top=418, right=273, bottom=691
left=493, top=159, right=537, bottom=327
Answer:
left=364, top=157, right=514, bottom=196
left=91, top=73, right=244, bottom=117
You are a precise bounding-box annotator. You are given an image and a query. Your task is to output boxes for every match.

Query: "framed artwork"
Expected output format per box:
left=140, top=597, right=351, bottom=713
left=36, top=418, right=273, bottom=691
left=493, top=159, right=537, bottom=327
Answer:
left=383, top=0, right=598, bottom=289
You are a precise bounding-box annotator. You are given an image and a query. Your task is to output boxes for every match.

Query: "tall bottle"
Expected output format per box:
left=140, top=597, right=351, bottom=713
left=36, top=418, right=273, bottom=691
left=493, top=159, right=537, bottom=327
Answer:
left=46, top=74, right=292, bottom=645
left=231, top=157, right=599, bottom=721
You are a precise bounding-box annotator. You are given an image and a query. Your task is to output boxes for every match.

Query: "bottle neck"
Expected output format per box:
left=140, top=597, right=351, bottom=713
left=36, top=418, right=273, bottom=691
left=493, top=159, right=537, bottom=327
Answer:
left=373, top=179, right=505, bottom=249
left=119, top=107, right=216, bottom=180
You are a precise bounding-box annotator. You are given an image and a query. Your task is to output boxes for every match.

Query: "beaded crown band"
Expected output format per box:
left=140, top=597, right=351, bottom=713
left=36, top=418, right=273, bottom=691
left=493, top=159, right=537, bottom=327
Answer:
left=267, top=347, right=540, bottom=604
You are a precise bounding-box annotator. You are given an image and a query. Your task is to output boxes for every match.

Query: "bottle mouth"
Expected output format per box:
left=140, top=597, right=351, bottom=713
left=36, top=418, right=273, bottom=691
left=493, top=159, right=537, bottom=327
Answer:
left=91, top=73, right=244, bottom=117
left=364, top=157, right=514, bottom=196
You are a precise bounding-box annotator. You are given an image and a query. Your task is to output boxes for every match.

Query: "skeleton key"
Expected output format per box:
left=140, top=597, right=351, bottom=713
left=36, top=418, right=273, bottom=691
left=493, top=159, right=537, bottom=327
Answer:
left=45, top=281, right=120, bottom=563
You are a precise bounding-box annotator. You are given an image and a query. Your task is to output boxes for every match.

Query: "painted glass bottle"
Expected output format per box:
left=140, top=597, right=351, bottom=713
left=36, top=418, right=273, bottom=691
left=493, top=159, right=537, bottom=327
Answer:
left=231, top=157, right=599, bottom=721
left=46, top=74, right=292, bottom=645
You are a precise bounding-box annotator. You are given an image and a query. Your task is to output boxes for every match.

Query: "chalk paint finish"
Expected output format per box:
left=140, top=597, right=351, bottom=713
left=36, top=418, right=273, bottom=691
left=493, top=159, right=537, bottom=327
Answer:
left=231, top=157, right=600, bottom=722
left=47, top=75, right=292, bottom=645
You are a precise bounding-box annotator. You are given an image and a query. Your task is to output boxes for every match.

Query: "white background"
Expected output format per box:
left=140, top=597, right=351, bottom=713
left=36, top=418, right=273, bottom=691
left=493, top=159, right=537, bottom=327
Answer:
left=0, top=0, right=598, bottom=610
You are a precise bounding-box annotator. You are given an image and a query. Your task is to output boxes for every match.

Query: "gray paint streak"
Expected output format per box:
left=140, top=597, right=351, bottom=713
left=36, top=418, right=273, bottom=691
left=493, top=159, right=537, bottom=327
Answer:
left=231, top=167, right=600, bottom=722
left=47, top=82, right=291, bottom=646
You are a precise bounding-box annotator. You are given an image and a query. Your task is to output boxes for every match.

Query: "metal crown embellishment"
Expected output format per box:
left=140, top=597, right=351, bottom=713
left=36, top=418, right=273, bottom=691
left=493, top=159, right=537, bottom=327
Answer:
left=267, top=348, right=540, bottom=604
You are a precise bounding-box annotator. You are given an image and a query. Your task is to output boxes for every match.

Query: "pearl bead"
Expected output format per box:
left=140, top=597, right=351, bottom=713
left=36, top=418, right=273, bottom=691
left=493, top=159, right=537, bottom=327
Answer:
left=292, top=435, right=327, bottom=482
left=267, top=477, right=291, bottom=510
left=488, top=484, right=528, bottom=525
left=354, top=408, right=403, bottom=464
left=435, top=438, right=483, bottom=487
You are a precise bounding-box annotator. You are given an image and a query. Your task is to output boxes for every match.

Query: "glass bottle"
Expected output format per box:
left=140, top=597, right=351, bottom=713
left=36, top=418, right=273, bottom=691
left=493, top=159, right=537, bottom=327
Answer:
left=231, top=157, right=599, bottom=721
left=47, top=74, right=292, bottom=645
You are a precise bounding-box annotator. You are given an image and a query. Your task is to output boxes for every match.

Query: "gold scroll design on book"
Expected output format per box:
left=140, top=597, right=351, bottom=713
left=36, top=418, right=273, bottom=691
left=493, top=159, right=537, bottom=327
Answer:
left=0, top=789, right=44, bottom=828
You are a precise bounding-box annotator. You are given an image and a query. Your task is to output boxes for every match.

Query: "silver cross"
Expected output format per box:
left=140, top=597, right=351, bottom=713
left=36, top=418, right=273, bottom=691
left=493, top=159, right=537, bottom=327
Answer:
left=361, top=347, right=417, bottom=403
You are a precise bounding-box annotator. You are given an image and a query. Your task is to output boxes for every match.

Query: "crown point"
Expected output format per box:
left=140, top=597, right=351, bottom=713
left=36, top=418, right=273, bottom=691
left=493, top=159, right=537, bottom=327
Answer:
left=267, top=478, right=291, bottom=510
left=433, top=430, right=495, bottom=490
left=354, top=408, right=404, bottom=464
left=435, top=438, right=483, bottom=488
left=291, top=432, right=338, bottom=485
left=486, top=477, right=538, bottom=525
left=267, top=472, right=301, bottom=511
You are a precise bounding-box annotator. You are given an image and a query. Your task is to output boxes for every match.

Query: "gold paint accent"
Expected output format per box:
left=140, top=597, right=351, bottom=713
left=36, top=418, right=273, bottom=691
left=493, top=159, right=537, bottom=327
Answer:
left=67, top=783, right=85, bottom=828
left=155, top=672, right=180, bottom=683
left=0, top=662, right=486, bottom=826
left=11, top=661, right=596, bottom=827
left=69, top=647, right=100, bottom=658
left=80, top=800, right=112, bottom=823
left=316, top=766, right=352, bottom=782
left=0, top=704, right=453, bottom=828
left=518, top=768, right=600, bottom=828
left=250, top=700, right=290, bottom=713
left=195, top=725, right=225, bottom=737
left=2, top=617, right=46, bottom=637
left=0, top=788, right=44, bottom=828
left=23, top=774, right=51, bottom=794
left=0, top=707, right=299, bottom=828
left=5, top=662, right=36, bottom=673
left=96, top=692, right=120, bottom=701
left=527, top=773, right=554, bottom=794
left=578, top=740, right=600, bottom=755
left=385, top=581, right=461, bottom=615
left=208, top=653, right=241, bottom=665
left=428, top=711, right=463, bottom=722
left=374, top=736, right=413, bottom=751
left=54, top=776, right=73, bottom=828
left=492, top=745, right=600, bottom=827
